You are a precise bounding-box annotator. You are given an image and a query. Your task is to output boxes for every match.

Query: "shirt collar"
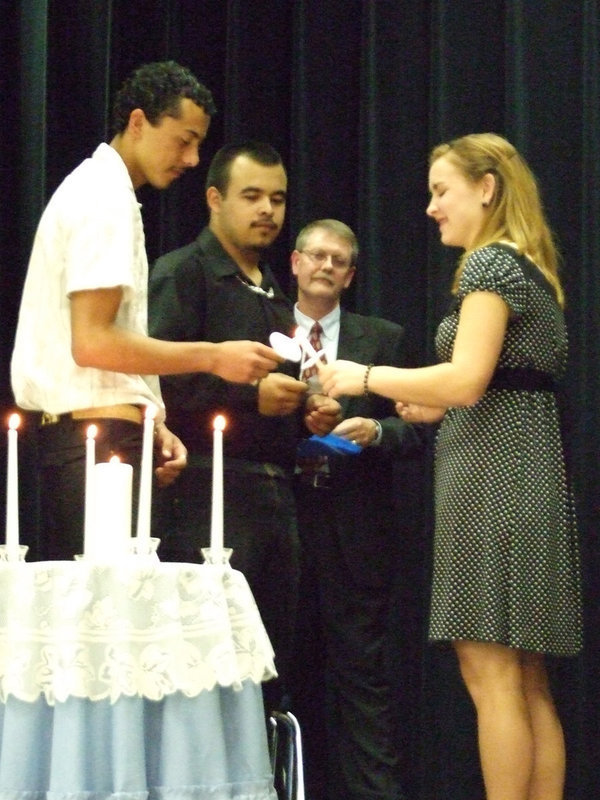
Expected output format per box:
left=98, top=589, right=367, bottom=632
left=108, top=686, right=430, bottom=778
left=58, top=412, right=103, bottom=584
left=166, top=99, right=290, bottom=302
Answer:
left=293, top=304, right=340, bottom=343
left=93, top=143, right=136, bottom=195
left=197, top=228, right=282, bottom=298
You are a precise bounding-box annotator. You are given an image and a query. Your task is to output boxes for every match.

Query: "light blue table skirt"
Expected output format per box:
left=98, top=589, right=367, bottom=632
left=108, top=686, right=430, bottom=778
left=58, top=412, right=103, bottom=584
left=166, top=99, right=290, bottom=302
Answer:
left=0, top=683, right=276, bottom=800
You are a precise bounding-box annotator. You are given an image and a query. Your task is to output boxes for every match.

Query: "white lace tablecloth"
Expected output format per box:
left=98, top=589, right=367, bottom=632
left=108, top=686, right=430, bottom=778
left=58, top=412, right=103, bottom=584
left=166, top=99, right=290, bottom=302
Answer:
left=0, top=559, right=277, bottom=704
left=0, top=560, right=278, bottom=800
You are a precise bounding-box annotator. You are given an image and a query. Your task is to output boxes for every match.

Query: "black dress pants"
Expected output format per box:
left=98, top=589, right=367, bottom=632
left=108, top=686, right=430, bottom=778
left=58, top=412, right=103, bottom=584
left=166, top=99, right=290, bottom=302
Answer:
left=36, top=416, right=143, bottom=561
left=292, top=480, right=404, bottom=800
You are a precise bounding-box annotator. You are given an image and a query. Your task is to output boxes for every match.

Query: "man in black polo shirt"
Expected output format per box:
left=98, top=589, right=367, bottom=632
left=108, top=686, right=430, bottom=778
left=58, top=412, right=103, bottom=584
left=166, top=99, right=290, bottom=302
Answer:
left=149, top=141, right=339, bottom=710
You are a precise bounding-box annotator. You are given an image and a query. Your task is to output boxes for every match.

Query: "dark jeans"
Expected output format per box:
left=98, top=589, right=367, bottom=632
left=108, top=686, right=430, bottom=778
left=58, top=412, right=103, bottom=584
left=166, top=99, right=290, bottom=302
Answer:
left=154, top=461, right=300, bottom=712
left=36, top=417, right=143, bottom=561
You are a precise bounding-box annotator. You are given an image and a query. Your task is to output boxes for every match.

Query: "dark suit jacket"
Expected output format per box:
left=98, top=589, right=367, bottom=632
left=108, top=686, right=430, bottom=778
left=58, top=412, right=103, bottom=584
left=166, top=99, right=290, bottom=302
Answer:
left=296, top=309, right=425, bottom=588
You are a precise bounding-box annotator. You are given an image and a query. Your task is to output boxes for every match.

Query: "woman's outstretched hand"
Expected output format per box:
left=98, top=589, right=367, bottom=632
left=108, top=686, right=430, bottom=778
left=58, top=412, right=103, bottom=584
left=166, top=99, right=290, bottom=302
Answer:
left=319, top=360, right=366, bottom=398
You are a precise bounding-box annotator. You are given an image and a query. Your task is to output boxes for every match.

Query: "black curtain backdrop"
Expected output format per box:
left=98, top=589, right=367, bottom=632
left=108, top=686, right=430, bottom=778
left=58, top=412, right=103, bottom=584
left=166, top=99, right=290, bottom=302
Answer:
left=1, top=2, right=598, bottom=798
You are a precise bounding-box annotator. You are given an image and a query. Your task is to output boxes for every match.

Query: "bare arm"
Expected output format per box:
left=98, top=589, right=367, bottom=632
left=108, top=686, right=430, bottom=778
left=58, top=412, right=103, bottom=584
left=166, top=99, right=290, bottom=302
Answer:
left=320, top=291, right=510, bottom=406
left=70, top=287, right=283, bottom=383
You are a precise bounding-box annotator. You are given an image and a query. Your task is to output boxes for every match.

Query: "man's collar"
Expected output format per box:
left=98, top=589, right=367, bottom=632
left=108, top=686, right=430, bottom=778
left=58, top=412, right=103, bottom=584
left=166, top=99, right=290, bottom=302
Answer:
left=95, top=143, right=135, bottom=193
left=198, top=228, right=280, bottom=295
left=294, top=304, right=341, bottom=339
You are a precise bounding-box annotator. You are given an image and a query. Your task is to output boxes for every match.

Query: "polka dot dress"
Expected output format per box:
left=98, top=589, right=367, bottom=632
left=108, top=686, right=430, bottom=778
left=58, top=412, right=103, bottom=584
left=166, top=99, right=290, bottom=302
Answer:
left=429, top=244, right=583, bottom=656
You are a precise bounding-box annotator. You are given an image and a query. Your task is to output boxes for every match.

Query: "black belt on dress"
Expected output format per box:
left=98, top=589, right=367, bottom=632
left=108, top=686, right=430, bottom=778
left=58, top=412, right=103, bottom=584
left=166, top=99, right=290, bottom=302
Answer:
left=488, top=368, right=556, bottom=392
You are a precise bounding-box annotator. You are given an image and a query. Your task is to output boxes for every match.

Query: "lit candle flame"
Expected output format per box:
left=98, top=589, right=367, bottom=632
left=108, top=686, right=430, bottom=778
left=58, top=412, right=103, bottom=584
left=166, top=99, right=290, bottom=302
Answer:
left=109, top=455, right=121, bottom=464
left=214, top=414, right=226, bottom=432
left=87, top=424, right=97, bottom=440
left=8, top=413, right=20, bottom=431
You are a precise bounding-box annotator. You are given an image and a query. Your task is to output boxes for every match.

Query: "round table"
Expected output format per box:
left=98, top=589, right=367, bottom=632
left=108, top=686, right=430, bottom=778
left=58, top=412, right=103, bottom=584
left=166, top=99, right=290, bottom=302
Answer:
left=0, top=559, right=278, bottom=800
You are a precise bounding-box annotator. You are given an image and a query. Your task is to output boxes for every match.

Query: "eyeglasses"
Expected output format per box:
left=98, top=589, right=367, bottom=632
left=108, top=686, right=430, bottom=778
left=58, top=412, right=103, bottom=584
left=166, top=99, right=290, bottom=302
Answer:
left=300, top=250, right=352, bottom=270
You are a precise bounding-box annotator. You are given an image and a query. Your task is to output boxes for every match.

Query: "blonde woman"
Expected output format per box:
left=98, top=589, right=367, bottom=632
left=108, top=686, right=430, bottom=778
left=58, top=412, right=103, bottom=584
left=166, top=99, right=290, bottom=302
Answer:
left=320, top=133, right=582, bottom=800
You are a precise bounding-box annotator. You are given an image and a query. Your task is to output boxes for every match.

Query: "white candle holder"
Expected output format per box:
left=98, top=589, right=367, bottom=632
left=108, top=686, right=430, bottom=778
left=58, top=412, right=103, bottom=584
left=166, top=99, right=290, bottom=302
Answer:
left=0, top=544, right=29, bottom=563
left=201, top=547, right=233, bottom=566
left=130, top=536, right=161, bottom=559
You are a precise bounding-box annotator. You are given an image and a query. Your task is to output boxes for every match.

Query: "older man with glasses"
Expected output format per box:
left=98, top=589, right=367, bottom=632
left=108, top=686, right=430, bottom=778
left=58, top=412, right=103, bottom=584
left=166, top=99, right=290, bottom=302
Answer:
left=289, top=219, right=425, bottom=800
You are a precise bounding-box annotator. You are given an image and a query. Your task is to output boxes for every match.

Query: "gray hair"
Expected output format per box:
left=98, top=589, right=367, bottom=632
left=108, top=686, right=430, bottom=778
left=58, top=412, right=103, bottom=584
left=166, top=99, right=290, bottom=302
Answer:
left=295, top=219, right=359, bottom=266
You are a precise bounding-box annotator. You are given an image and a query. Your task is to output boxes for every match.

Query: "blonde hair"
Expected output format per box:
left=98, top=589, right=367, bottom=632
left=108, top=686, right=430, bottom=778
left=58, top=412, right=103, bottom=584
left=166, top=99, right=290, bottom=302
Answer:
left=430, top=133, right=564, bottom=306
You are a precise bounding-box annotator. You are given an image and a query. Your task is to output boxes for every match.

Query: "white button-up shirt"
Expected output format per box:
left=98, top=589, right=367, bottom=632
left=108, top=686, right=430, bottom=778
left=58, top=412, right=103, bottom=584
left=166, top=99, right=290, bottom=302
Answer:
left=11, top=143, right=164, bottom=417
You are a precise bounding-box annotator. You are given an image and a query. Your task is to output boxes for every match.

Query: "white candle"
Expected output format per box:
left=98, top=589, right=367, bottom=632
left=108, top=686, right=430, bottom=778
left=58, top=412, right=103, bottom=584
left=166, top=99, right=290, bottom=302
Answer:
left=83, top=424, right=97, bottom=557
left=87, top=457, right=132, bottom=561
left=211, top=415, right=226, bottom=554
left=5, top=414, right=20, bottom=552
left=136, top=404, right=156, bottom=551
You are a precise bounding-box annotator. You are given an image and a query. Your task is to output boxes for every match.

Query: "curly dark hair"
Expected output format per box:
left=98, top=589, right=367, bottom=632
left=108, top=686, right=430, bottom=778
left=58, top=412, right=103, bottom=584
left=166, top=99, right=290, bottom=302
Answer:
left=205, top=140, right=285, bottom=194
left=111, top=61, right=216, bottom=135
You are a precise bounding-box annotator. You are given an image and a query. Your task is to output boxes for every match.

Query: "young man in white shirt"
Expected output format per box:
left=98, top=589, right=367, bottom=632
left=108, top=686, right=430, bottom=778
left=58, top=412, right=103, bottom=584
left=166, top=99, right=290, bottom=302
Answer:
left=11, top=62, right=282, bottom=560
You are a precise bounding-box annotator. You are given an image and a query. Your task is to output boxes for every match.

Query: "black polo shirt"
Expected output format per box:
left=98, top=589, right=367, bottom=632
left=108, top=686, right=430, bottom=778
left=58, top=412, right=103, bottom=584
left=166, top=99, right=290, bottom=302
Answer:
left=149, top=227, right=300, bottom=470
